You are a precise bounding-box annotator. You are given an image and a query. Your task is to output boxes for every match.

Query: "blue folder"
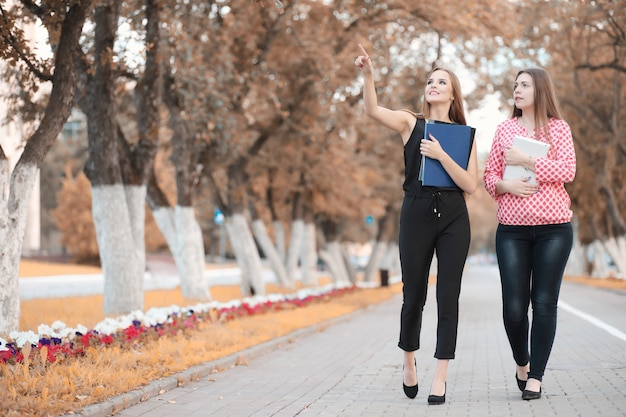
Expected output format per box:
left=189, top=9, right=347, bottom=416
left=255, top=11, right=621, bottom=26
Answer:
left=419, top=122, right=475, bottom=189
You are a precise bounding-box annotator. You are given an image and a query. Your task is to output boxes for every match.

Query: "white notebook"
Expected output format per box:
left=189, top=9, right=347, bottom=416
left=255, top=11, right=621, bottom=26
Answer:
left=503, top=135, right=550, bottom=186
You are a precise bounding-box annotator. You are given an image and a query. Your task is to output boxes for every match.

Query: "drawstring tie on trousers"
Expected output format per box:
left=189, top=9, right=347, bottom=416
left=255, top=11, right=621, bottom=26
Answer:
left=431, top=192, right=442, bottom=218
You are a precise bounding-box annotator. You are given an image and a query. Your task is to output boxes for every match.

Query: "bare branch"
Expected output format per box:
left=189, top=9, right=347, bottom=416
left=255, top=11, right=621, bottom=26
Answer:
left=18, top=0, right=45, bottom=18
left=575, top=62, right=626, bottom=74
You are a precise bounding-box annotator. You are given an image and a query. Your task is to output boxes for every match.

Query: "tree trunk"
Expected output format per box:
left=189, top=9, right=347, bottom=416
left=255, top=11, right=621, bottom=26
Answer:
left=92, top=185, right=145, bottom=315
left=364, top=209, right=397, bottom=283
left=286, top=219, right=304, bottom=282
left=273, top=220, right=286, bottom=263
left=175, top=206, right=211, bottom=299
left=0, top=163, right=37, bottom=333
left=341, top=243, right=358, bottom=284
left=319, top=241, right=350, bottom=284
left=318, top=218, right=350, bottom=283
left=251, top=218, right=291, bottom=287
left=225, top=213, right=265, bottom=296
left=147, top=174, right=211, bottom=300
left=83, top=1, right=146, bottom=316
left=603, top=235, right=626, bottom=277
left=379, top=242, right=400, bottom=287
left=0, top=0, right=91, bottom=333
left=565, top=217, right=586, bottom=277
left=385, top=241, right=401, bottom=274
left=299, top=221, right=318, bottom=285
left=590, top=240, right=610, bottom=278
left=364, top=241, right=388, bottom=283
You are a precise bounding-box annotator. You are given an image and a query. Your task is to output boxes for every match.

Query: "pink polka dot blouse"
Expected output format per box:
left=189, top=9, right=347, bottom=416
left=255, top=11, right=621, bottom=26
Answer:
left=483, top=117, right=576, bottom=226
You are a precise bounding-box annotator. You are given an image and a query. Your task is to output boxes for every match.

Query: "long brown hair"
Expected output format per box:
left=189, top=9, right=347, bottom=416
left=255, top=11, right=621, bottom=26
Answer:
left=511, top=67, right=563, bottom=141
left=420, top=67, right=467, bottom=125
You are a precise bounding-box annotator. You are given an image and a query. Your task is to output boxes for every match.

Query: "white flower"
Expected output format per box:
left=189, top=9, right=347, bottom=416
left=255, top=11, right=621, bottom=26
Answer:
left=58, top=327, right=75, bottom=340
left=143, top=307, right=170, bottom=327
left=51, top=321, right=67, bottom=331
left=75, top=325, right=89, bottom=336
left=94, top=317, right=129, bottom=336
left=6, top=282, right=347, bottom=353
left=8, top=331, right=39, bottom=348
left=37, top=324, right=54, bottom=337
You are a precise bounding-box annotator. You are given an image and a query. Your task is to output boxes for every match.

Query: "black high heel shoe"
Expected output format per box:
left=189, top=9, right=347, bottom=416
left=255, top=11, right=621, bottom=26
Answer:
left=522, top=387, right=542, bottom=400
left=515, top=372, right=527, bottom=392
left=402, top=359, right=418, bottom=399
left=428, top=382, right=446, bottom=405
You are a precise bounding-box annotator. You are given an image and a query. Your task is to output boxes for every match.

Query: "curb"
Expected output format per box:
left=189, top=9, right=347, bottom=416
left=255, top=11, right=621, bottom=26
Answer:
left=63, top=304, right=375, bottom=417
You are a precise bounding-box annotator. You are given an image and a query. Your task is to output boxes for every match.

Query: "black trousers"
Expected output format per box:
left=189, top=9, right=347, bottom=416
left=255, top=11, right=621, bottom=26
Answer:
left=398, top=191, right=470, bottom=359
left=496, top=223, right=573, bottom=381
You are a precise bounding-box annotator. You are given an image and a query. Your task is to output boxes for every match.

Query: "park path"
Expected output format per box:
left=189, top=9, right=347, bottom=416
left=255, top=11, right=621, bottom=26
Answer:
left=68, top=263, right=626, bottom=417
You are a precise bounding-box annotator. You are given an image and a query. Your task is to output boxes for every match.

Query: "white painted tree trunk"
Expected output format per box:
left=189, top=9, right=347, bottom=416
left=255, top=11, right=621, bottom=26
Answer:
left=286, top=219, right=304, bottom=281
left=565, top=218, right=585, bottom=277
left=125, top=185, right=146, bottom=278
left=565, top=240, right=586, bottom=277
left=151, top=206, right=211, bottom=299
left=151, top=206, right=177, bottom=250
left=381, top=242, right=400, bottom=273
left=273, top=220, right=286, bottom=263
left=591, top=240, right=610, bottom=278
left=603, top=235, right=626, bottom=277
left=224, top=216, right=247, bottom=292
left=252, top=219, right=291, bottom=287
left=341, top=243, right=358, bottom=284
left=318, top=250, right=342, bottom=284
left=299, top=222, right=318, bottom=286
left=225, top=213, right=265, bottom=296
left=92, top=185, right=145, bottom=315
left=319, top=241, right=350, bottom=284
left=0, top=162, right=37, bottom=334
left=364, top=240, right=388, bottom=283
left=175, top=206, right=211, bottom=299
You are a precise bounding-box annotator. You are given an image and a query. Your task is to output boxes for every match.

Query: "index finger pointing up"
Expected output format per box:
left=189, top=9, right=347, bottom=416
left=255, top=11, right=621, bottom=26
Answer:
left=358, top=43, right=369, bottom=58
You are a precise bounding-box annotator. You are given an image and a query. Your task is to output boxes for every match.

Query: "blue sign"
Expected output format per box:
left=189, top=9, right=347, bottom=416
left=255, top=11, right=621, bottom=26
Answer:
left=214, top=209, right=224, bottom=225
left=365, top=215, right=374, bottom=225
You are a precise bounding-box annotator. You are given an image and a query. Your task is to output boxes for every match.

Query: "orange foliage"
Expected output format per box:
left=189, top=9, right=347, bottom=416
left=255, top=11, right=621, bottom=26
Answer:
left=51, top=166, right=99, bottom=261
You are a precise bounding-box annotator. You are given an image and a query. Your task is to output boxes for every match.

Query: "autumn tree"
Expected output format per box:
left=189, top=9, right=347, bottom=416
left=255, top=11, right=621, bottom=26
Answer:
left=330, top=1, right=520, bottom=278
left=0, top=0, right=92, bottom=333
left=70, top=0, right=163, bottom=315
left=508, top=0, right=626, bottom=277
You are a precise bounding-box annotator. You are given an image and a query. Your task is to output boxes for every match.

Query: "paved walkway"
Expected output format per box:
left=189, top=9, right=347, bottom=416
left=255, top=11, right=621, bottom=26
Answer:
left=70, top=264, right=626, bottom=417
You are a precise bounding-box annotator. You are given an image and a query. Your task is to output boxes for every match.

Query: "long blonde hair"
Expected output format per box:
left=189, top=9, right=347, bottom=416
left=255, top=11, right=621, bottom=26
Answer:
left=511, top=67, right=563, bottom=141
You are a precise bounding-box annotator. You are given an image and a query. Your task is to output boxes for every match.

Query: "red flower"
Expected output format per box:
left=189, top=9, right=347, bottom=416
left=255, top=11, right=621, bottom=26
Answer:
left=0, top=350, right=13, bottom=363
left=81, top=333, right=93, bottom=348
left=123, top=325, right=143, bottom=341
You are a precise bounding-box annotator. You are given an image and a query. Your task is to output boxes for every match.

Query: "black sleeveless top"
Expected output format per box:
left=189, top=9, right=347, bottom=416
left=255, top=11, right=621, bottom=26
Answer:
left=403, top=118, right=467, bottom=195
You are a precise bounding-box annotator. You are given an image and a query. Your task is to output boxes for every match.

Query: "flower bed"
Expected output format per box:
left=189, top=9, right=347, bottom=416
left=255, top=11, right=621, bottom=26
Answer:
left=1, top=283, right=356, bottom=366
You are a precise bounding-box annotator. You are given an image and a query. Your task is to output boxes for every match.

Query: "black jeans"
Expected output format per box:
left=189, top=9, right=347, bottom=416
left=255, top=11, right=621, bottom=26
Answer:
left=398, top=191, right=470, bottom=359
left=495, top=222, right=573, bottom=381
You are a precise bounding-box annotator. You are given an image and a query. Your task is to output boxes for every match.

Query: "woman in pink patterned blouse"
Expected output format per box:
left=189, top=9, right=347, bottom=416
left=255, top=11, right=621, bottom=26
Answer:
left=483, top=68, right=576, bottom=401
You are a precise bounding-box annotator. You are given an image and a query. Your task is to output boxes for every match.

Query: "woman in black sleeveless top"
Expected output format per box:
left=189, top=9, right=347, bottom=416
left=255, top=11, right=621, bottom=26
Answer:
left=355, top=44, right=478, bottom=404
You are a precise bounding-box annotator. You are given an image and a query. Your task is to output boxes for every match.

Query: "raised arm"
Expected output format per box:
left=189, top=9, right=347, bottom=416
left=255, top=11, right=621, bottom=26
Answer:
left=355, top=44, right=414, bottom=142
